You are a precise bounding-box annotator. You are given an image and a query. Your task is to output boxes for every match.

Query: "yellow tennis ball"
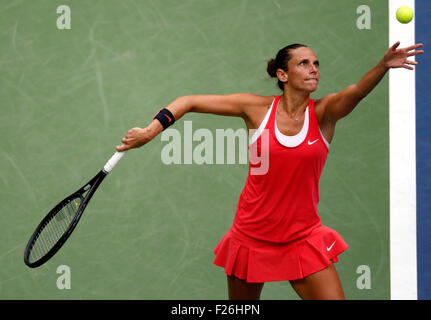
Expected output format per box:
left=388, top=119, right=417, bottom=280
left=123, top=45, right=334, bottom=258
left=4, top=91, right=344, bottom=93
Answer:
left=396, top=6, right=414, bottom=24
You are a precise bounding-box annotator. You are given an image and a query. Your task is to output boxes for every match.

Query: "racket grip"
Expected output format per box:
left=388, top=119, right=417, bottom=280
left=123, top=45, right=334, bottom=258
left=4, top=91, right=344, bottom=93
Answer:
left=103, top=151, right=127, bottom=173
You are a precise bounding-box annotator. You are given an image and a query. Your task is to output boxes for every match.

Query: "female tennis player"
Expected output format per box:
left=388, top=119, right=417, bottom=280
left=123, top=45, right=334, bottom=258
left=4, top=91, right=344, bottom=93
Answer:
left=116, top=41, right=423, bottom=300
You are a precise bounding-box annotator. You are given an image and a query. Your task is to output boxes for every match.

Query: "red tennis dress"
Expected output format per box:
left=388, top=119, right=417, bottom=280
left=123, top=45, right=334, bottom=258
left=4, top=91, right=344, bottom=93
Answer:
left=213, top=96, right=348, bottom=282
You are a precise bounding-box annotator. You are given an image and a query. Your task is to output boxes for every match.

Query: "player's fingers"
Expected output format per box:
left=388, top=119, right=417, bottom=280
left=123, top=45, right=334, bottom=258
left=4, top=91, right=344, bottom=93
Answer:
left=405, top=43, right=424, bottom=51
left=407, top=49, right=424, bottom=56
left=121, top=138, right=133, bottom=145
left=391, top=41, right=401, bottom=50
left=405, top=60, right=418, bottom=65
left=116, top=144, right=129, bottom=152
left=402, top=64, right=414, bottom=70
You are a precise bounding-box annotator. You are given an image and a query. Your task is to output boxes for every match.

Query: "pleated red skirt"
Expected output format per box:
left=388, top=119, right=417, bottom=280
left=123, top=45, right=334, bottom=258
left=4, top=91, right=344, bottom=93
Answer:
left=213, top=224, right=348, bottom=283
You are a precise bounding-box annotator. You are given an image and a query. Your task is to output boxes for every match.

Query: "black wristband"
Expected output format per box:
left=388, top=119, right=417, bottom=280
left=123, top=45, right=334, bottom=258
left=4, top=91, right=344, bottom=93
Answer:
left=153, top=108, right=175, bottom=130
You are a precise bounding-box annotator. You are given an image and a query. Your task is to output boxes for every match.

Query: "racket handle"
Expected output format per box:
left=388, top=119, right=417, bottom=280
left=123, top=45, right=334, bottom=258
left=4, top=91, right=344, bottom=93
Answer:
left=103, top=151, right=127, bottom=173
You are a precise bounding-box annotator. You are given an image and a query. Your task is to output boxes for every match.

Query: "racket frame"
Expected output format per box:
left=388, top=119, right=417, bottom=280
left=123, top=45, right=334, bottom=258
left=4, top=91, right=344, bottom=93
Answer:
left=24, top=170, right=108, bottom=268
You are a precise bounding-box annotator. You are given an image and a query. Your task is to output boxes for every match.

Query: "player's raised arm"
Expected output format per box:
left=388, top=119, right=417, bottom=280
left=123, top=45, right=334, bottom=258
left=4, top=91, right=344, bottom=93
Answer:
left=321, top=42, right=424, bottom=122
left=116, top=93, right=267, bottom=151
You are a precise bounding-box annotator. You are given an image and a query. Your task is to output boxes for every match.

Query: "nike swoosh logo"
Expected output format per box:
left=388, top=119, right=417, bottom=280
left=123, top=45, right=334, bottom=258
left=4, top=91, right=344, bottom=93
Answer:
left=327, top=241, right=336, bottom=251
left=164, top=114, right=172, bottom=122
left=308, top=139, right=319, bottom=145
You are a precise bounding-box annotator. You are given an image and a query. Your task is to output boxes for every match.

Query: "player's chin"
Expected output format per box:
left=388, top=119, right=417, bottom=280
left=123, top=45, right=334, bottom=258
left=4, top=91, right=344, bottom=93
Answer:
left=303, top=80, right=318, bottom=92
left=304, top=84, right=318, bottom=92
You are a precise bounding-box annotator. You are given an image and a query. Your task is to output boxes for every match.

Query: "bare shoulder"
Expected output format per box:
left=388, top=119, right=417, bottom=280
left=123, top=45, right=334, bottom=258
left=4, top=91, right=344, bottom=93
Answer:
left=314, top=94, right=337, bottom=123
left=241, top=93, right=276, bottom=130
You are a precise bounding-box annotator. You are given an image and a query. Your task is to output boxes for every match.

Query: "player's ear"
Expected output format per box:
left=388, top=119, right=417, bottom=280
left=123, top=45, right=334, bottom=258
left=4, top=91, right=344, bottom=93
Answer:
left=276, top=69, right=288, bottom=83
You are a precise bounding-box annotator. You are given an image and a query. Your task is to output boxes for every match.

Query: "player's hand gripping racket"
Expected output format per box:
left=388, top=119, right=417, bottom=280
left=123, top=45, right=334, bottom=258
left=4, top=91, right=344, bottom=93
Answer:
left=24, top=151, right=127, bottom=268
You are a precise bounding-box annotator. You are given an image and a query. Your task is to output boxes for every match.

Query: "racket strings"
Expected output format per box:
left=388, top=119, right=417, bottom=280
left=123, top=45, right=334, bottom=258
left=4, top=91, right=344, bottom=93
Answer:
left=29, top=197, right=82, bottom=264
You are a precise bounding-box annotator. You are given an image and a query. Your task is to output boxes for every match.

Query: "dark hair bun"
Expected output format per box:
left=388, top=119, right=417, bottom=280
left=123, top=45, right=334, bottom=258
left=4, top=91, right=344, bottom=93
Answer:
left=266, top=58, right=278, bottom=78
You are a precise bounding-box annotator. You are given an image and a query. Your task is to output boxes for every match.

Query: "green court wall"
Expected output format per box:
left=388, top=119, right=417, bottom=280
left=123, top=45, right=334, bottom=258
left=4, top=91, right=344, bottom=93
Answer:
left=0, top=0, right=388, bottom=299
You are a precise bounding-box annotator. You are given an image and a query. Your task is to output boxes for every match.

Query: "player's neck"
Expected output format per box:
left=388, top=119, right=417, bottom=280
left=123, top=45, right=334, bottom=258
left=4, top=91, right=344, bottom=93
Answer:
left=279, top=90, right=310, bottom=115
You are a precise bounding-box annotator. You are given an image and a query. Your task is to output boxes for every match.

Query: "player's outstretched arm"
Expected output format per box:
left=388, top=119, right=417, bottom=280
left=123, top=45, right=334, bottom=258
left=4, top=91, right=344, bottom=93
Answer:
left=116, top=93, right=267, bottom=151
left=321, top=42, right=424, bottom=122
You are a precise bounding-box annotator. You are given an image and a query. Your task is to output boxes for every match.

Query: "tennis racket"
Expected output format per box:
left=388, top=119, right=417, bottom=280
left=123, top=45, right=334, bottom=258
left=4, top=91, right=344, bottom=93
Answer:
left=24, top=151, right=127, bottom=268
